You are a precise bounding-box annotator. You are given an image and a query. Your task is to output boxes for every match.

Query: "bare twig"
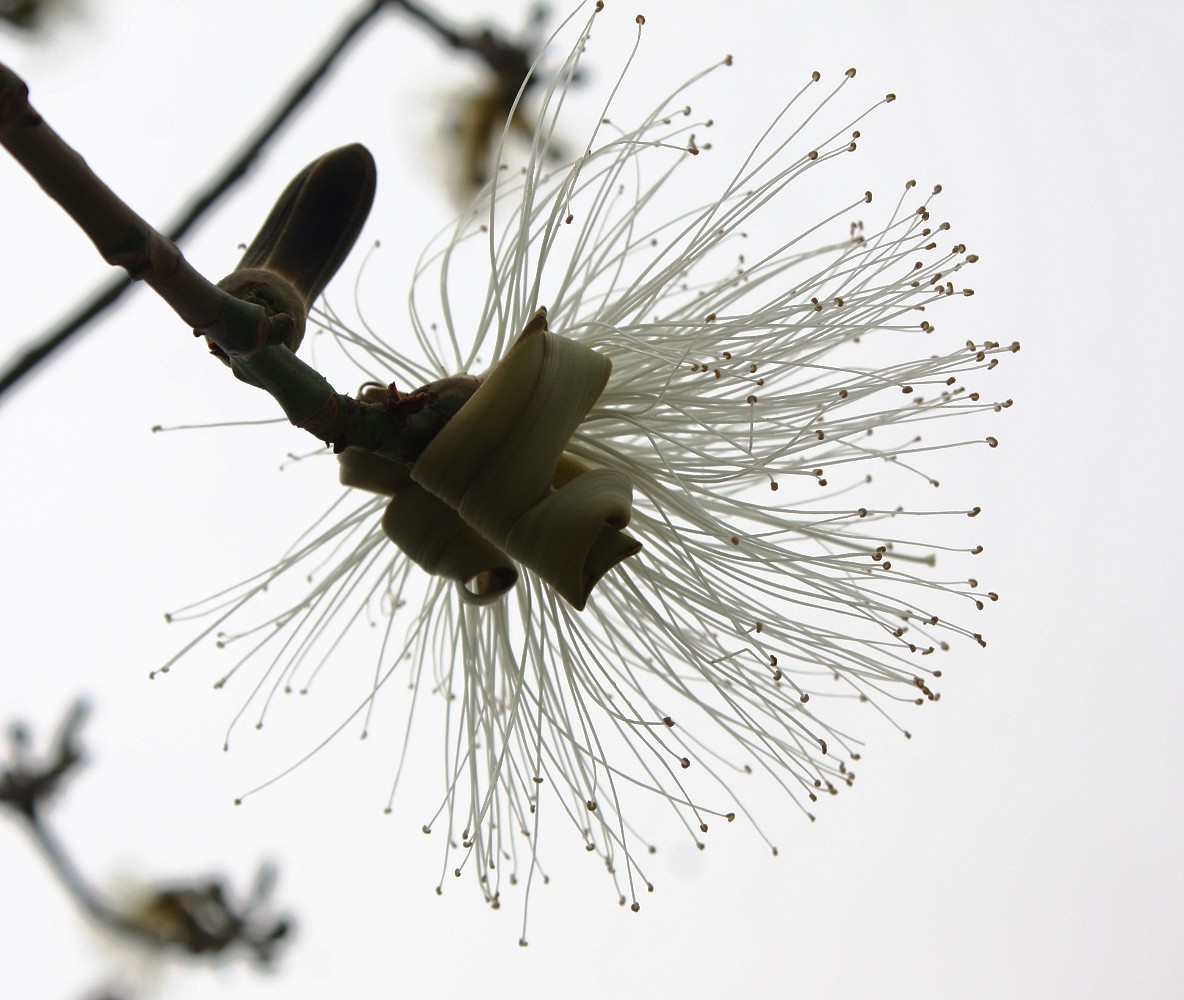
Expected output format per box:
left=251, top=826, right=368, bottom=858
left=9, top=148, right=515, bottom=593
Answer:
left=0, top=67, right=269, bottom=340
left=397, top=0, right=543, bottom=85
left=0, top=698, right=88, bottom=822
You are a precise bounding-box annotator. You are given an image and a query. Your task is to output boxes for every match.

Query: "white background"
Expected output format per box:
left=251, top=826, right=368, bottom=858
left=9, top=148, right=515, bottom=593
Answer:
left=1, top=1, right=1180, bottom=998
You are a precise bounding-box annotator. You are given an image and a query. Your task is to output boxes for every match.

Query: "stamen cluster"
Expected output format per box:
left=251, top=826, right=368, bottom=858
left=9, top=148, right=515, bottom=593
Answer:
left=161, top=3, right=1018, bottom=941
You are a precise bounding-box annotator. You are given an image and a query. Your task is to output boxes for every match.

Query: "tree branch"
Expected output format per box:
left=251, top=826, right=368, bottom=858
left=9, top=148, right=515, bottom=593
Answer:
left=0, top=0, right=390, bottom=402
left=0, top=0, right=556, bottom=404
left=0, top=61, right=475, bottom=459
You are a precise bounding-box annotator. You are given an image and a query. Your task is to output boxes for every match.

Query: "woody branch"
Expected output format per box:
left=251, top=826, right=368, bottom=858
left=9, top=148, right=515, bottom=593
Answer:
left=0, top=61, right=473, bottom=462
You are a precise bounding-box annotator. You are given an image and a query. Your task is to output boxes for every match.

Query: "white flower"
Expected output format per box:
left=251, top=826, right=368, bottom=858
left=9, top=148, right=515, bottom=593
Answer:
left=161, top=3, right=1017, bottom=941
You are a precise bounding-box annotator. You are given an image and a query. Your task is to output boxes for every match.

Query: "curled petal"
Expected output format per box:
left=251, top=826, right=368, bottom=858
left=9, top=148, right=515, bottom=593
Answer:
left=338, top=446, right=517, bottom=603
left=337, top=444, right=409, bottom=496
left=381, top=487, right=517, bottom=605
left=412, top=309, right=640, bottom=607
left=505, top=466, right=639, bottom=609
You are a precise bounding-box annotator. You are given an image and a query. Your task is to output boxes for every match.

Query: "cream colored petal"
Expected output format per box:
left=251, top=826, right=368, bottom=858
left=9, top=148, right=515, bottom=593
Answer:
left=381, top=485, right=517, bottom=605
left=410, top=323, right=549, bottom=514
left=581, top=528, right=643, bottom=602
left=504, top=468, right=641, bottom=609
left=337, top=447, right=410, bottom=496
left=348, top=312, right=642, bottom=609
left=412, top=322, right=612, bottom=545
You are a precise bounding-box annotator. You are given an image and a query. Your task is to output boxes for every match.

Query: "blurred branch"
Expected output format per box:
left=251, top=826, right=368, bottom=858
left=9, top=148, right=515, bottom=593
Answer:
left=1, top=701, right=291, bottom=968
left=0, top=0, right=58, bottom=32
left=397, top=0, right=545, bottom=86
left=0, top=698, right=88, bottom=822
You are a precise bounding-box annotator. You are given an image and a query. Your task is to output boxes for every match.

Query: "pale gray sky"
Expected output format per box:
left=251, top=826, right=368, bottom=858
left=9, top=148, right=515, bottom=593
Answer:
left=1, top=2, right=1180, bottom=998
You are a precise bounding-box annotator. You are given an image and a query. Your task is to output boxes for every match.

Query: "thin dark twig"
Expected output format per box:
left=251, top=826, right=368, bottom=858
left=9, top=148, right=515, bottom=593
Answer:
left=396, top=0, right=541, bottom=86
left=0, top=0, right=389, bottom=402
left=26, top=805, right=139, bottom=930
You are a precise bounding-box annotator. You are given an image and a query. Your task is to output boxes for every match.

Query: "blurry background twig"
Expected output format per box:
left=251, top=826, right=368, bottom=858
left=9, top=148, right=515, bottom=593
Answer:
left=0, top=0, right=62, bottom=32
left=1, top=700, right=291, bottom=980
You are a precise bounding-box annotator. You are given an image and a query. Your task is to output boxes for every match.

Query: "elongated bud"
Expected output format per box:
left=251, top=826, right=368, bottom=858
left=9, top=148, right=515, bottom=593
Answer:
left=211, top=144, right=376, bottom=380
